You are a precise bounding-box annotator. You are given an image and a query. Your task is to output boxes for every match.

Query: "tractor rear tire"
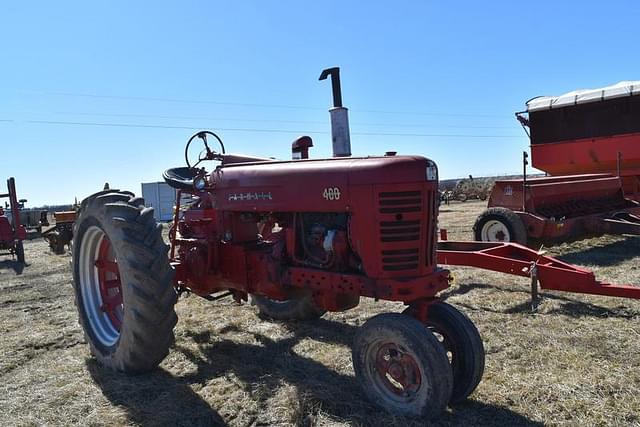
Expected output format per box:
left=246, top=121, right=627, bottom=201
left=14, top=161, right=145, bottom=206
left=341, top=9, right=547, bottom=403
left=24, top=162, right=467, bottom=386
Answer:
left=252, top=290, right=326, bottom=321
left=352, top=313, right=453, bottom=419
left=422, top=302, right=485, bottom=403
left=473, top=207, right=527, bottom=245
left=72, top=190, right=177, bottom=373
left=15, top=241, right=25, bottom=264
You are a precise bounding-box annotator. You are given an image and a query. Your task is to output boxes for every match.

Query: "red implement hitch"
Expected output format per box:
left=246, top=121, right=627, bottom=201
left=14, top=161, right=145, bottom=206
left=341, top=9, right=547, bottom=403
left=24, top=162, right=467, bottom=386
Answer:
left=437, top=240, right=640, bottom=300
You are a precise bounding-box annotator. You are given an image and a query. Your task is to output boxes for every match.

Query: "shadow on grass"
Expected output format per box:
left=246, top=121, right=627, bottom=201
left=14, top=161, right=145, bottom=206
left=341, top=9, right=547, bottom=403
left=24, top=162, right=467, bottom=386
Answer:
left=86, top=359, right=225, bottom=426
left=174, top=317, right=540, bottom=426
left=555, top=236, right=640, bottom=267
left=0, top=259, right=25, bottom=274
left=445, top=282, right=639, bottom=319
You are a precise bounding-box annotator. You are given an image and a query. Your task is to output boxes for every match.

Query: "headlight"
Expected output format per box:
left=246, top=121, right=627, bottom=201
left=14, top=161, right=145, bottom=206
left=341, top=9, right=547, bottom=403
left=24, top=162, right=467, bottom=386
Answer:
left=194, top=176, right=207, bottom=191
left=426, top=162, right=438, bottom=181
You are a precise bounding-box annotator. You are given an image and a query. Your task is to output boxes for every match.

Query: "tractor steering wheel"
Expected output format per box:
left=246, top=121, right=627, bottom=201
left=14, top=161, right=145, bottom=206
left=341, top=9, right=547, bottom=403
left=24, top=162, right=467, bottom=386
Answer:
left=184, top=131, right=226, bottom=169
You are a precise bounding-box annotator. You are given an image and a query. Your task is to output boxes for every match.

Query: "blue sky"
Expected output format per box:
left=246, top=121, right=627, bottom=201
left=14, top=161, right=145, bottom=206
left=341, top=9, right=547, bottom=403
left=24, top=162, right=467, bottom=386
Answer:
left=1, top=1, right=639, bottom=206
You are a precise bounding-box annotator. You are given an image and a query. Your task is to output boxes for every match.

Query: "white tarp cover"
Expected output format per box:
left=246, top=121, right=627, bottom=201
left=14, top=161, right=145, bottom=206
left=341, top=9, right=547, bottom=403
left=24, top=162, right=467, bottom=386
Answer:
left=527, top=81, right=640, bottom=112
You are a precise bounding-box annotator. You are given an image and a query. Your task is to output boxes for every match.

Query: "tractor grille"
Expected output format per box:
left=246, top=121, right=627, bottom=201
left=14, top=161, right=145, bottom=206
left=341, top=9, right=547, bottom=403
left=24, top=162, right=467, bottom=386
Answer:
left=424, top=189, right=437, bottom=268
left=378, top=191, right=422, bottom=272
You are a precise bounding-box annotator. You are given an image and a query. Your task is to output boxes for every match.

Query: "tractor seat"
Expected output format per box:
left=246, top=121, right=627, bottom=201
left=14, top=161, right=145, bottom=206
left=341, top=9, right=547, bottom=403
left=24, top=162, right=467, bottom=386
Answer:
left=163, top=167, right=199, bottom=190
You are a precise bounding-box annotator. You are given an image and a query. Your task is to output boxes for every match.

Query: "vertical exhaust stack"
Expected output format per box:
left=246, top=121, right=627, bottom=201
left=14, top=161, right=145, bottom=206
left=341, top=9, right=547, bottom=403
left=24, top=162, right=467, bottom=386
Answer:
left=319, top=67, right=351, bottom=157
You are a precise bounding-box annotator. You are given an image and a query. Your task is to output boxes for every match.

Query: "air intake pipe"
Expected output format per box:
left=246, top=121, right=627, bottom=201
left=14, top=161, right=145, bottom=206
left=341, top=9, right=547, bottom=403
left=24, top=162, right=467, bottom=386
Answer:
left=319, top=67, right=351, bottom=157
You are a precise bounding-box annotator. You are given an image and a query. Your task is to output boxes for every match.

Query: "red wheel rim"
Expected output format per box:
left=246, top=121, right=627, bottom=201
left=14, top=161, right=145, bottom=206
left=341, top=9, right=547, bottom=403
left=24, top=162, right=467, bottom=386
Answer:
left=95, top=236, right=123, bottom=331
left=374, top=343, right=422, bottom=397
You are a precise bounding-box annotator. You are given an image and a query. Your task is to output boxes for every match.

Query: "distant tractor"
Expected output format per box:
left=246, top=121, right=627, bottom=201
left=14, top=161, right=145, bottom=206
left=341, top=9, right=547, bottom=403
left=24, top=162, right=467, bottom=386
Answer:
left=0, top=177, right=27, bottom=263
left=475, top=81, right=640, bottom=246
left=452, top=176, right=492, bottom=202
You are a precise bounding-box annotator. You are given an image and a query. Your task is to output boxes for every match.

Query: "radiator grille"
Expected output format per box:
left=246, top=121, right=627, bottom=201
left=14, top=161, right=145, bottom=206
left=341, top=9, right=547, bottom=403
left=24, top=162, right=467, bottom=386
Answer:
left=424, top=190, right=437, bottom=267
left=378, top=191, right=422, bottom=272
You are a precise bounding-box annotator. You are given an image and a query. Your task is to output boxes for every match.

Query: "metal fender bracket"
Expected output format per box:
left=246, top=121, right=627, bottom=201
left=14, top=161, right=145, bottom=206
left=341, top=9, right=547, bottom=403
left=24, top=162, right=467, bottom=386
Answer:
left=437, top=241, right=640, bottom=300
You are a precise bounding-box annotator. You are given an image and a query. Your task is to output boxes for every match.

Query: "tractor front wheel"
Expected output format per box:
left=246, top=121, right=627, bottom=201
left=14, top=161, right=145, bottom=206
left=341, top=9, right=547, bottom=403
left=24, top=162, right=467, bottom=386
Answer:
left=252, top=289, right=326, bottom=321
left=72, top=190, right=177, bottom=373
left=419, top=302, right=485, bottom=403
left=352, top=313, right=453, bottom=419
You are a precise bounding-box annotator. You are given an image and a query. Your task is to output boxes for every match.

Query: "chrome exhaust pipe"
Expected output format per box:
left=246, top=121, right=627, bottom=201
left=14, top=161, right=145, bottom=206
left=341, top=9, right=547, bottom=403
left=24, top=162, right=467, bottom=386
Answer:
left=320, top=67, right=351, bottom=157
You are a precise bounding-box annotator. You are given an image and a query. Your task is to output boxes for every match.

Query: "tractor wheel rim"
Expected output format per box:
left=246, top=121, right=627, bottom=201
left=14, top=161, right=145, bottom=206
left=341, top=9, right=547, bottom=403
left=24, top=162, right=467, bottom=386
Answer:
left=481, top=220, right=510, bottom=242
left=370, top=342, right=422, bottom=400
left=79, top=226, right=123, bottom=347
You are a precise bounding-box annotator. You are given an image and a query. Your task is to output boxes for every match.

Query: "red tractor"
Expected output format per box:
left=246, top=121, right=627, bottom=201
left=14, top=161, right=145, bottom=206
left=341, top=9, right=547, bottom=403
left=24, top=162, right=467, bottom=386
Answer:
left=71, top=69, right=482, bottom=419
left=0, top=177, right=27, bottom=264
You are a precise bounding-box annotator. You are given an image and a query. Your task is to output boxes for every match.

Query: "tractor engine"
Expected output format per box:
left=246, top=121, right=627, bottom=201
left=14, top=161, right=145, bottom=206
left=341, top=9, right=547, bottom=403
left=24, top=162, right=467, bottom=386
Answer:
left=290, top=213, right=352, bottom=271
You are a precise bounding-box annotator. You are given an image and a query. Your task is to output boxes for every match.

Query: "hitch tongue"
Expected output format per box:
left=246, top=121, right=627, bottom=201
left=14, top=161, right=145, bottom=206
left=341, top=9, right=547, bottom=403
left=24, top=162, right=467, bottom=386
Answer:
left=319, top=67, right=351, bottom=157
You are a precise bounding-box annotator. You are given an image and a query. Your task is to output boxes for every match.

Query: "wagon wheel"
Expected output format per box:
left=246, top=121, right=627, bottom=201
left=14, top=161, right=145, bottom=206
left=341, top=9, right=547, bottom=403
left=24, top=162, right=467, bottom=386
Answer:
left=473, top=207, right=527, bottom=245
left=352, top=313, right=452, bottom=419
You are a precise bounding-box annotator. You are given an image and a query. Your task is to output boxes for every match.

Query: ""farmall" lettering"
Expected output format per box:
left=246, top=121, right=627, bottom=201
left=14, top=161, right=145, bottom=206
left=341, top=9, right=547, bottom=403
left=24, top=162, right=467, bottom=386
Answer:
left=228, top=192, right=273, bottom=202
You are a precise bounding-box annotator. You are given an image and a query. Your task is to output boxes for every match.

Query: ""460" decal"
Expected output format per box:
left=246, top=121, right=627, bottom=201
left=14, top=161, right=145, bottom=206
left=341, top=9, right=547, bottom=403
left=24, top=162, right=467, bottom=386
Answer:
left=322, top=187, right=341, bottom=201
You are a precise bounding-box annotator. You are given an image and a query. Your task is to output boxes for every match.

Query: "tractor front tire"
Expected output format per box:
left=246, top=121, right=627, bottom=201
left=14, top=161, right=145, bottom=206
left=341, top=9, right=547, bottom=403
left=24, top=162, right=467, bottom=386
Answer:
left=352, top=313, right=453, bottom=419
left=15, top=241, right=25, bottom=264
left=72, top=190, right=177, bottom=373
left=473, top=207, right=527, bottom=245
left=422, top=302, right=485, bottom=403
left=252, top=290, right=326, bottom=321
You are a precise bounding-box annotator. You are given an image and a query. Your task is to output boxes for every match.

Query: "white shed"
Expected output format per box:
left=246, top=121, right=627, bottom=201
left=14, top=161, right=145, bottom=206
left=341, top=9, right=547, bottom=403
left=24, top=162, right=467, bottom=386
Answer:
left=141, top=182, right=176, bottom=222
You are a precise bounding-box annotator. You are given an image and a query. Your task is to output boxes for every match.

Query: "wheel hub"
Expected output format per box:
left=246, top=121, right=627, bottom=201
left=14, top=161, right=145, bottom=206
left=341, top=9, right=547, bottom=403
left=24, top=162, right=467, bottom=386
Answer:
left=375, top=343, right=421, bottom=396
left=481, top=220, right=510, bottom=242
left=96, top=236, right=123, bottom=330
left=78, top=226, right=123, bottom=347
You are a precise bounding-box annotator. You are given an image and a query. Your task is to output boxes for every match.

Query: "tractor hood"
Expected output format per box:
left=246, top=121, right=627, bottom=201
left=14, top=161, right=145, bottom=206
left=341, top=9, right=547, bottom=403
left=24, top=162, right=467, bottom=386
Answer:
left=210, top=155, right=438, bottom=212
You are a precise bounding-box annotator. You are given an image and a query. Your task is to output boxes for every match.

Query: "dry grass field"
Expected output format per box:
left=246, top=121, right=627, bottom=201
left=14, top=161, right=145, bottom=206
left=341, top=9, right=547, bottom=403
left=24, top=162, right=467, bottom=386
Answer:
left=1, top=199, right=640, bottom=426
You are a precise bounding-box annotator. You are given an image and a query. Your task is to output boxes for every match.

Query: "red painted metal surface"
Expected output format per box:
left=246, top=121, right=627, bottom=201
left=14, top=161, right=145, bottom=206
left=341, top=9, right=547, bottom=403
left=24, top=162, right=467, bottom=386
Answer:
left=95, top=236, right=123, bottom=330
left=437, top=241, right=640, bottom=299
left=211, top=155, right=433, bottom=212
left=488, top=174, right=625, bottom=214
left=531, top=132, right=640, bottom=177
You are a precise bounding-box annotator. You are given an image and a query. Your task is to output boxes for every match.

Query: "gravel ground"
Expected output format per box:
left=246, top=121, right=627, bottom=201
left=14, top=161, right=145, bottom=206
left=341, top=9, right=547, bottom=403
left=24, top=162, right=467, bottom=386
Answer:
left=1, top=199, right=639, bottom=426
